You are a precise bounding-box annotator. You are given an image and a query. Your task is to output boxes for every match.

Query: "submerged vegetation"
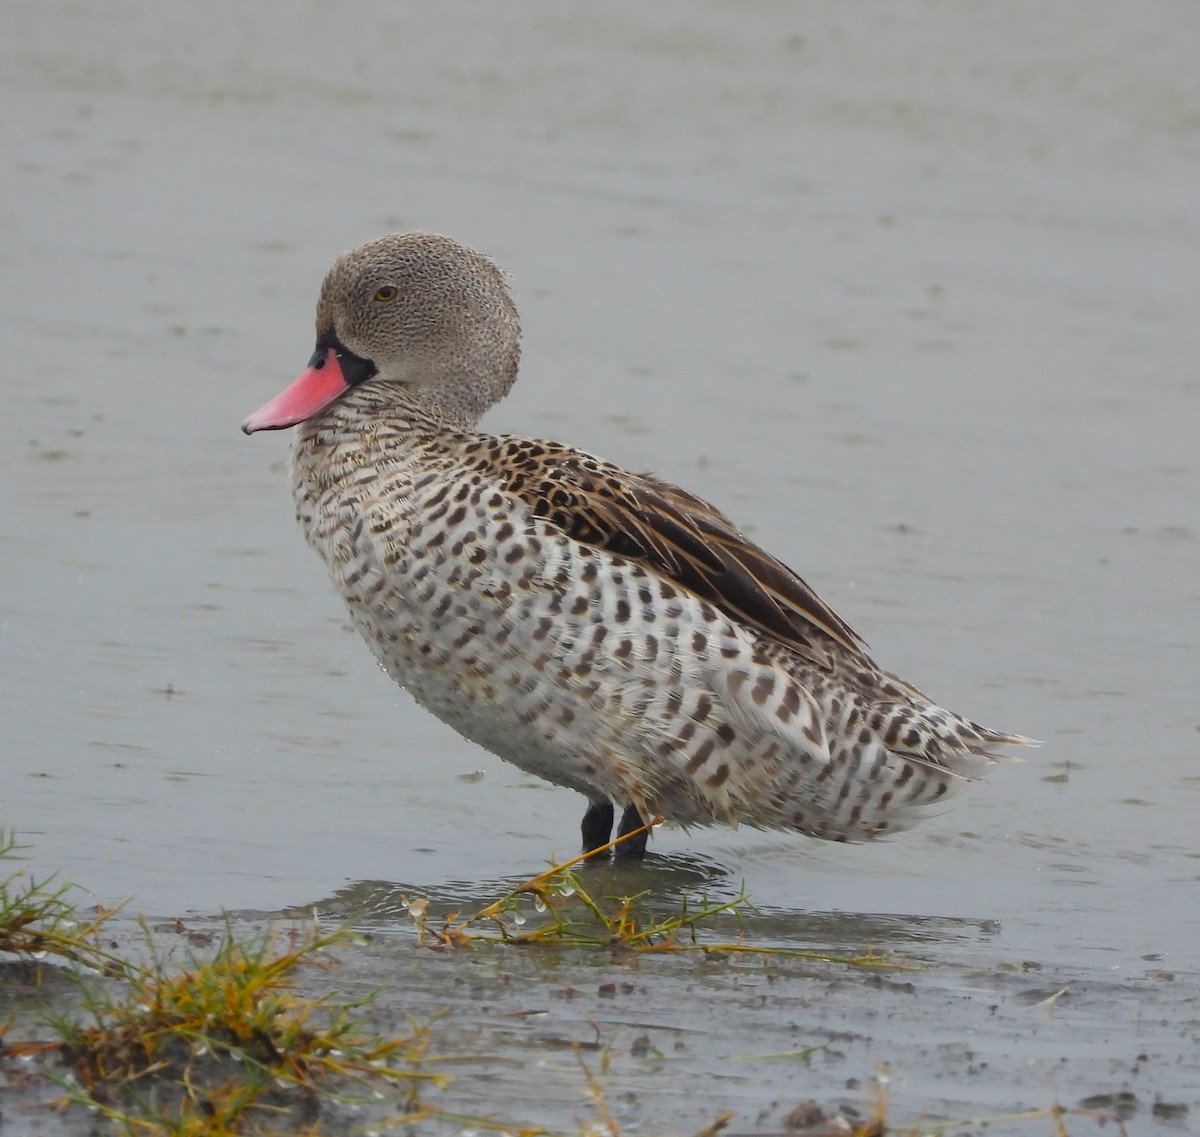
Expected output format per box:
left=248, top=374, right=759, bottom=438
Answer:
left=403, top=820, right=906, bottom=970
left=1, top=830, right=1140, bottom=1136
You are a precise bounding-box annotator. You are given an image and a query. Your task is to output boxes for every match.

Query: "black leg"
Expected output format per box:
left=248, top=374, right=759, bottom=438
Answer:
left=614, top=804, right=649, bottom=859
left=581, top=799, right=615, bottom=856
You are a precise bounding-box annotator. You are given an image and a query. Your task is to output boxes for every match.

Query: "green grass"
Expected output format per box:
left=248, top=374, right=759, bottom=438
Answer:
left=0, top=829, right=124, bottom=976
left=1, top=832, right=438, bottom=1134
left=50, top=920, right=438, bottom=1135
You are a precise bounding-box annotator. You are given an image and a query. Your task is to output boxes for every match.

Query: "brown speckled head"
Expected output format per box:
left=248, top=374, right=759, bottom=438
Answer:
left=318, top=232, right=521, bottom=428
left=243, top=232, right=521, bottom=434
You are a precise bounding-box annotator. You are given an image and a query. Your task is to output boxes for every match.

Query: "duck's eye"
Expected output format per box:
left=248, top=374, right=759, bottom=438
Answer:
left=373, top=285, right=398, bottom=302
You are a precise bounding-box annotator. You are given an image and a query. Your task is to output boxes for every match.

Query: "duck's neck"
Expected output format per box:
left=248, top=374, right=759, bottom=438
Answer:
left=293, top=382, right=484, bottom=472
left=314, top=380, right=489, bottom=437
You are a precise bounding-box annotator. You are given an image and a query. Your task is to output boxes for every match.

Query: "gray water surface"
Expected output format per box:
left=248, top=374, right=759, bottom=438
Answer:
left=3, top=3, right=1198, bottom=1129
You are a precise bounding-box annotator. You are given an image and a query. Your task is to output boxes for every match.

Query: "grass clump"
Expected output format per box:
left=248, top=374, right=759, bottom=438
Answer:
left=0, top=829, right=123, bottom=976
left=3, top=832, right=442, bottom=1134
left=50, top=920, right=442, bottom=1134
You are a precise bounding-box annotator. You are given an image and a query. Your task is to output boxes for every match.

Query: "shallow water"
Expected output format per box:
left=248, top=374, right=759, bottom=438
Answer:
left=3, top=2, right=1199, bottom=1130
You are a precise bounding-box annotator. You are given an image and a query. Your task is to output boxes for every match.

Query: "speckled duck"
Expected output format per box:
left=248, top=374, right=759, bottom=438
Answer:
left=243, top=232, right=1032, bottom=859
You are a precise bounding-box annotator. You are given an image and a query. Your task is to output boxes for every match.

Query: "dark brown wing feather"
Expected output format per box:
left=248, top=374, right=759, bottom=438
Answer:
left=492, top=440, right=869, bottom=669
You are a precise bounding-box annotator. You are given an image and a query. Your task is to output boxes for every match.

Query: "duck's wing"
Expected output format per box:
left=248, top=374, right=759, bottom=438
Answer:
left=492, top=440, right=869, bottom=669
